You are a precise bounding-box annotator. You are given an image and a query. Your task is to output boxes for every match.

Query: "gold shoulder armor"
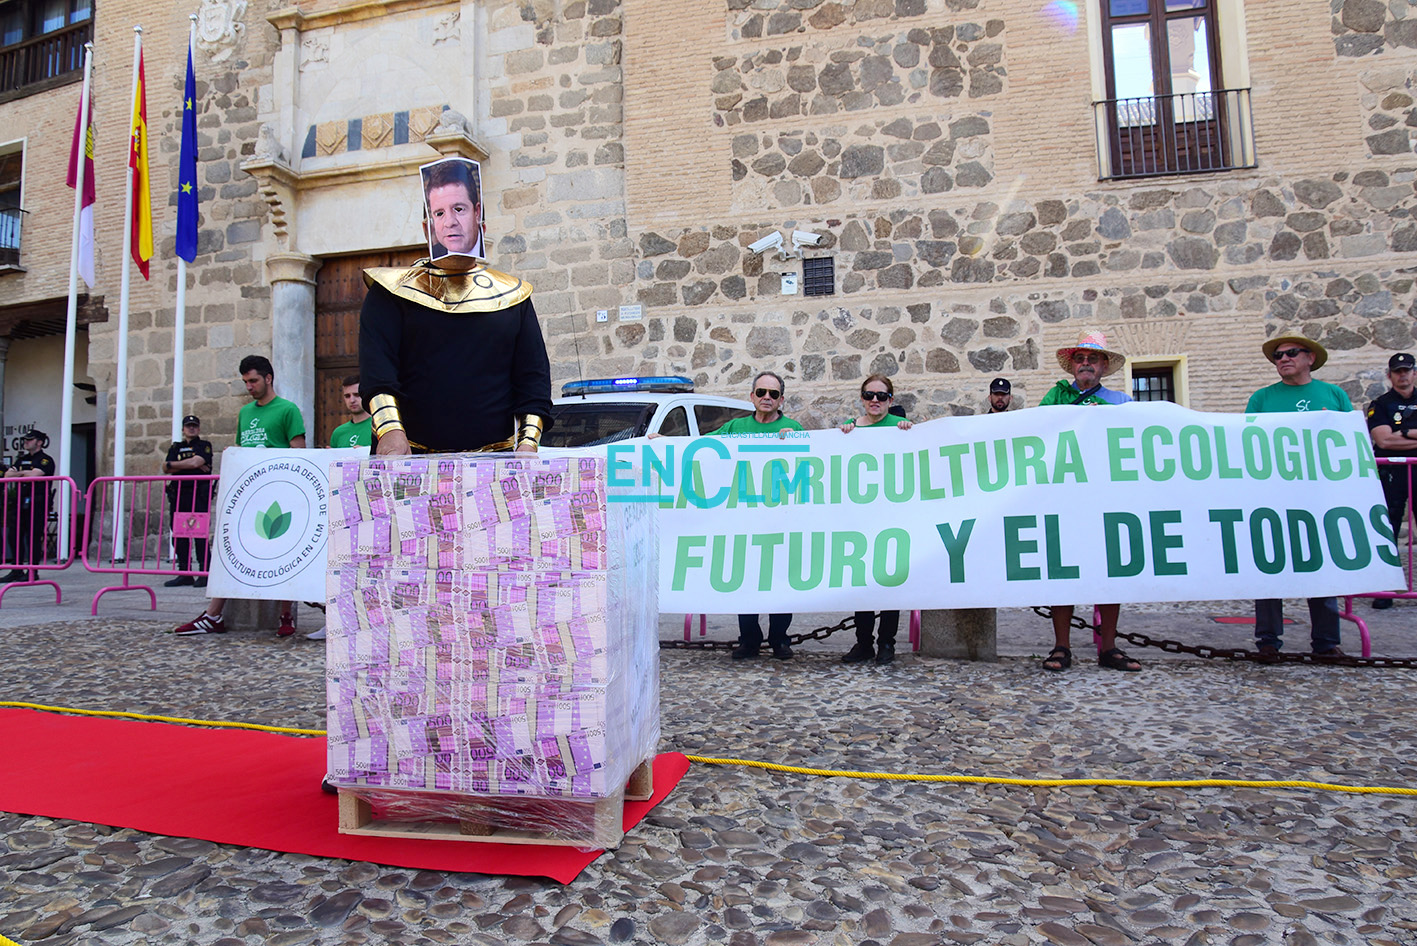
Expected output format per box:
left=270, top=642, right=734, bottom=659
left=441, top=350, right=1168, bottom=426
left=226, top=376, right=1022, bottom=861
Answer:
left=362, top=261, right=534, bottom=314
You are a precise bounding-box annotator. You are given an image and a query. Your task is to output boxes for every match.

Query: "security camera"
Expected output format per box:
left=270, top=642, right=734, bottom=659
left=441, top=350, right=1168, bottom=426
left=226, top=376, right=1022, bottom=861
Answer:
left=791, top=230, right=823, bottom=249
left=748, top=232, right=784, bottom=255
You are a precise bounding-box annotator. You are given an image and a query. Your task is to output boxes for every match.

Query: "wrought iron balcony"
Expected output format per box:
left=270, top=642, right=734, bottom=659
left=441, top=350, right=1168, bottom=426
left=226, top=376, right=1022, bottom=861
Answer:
left=0, top=20, right=91, bottom=97
left=1093, top=87, right=1256, bottom=180
left=0, top=206, right=25, bottom=270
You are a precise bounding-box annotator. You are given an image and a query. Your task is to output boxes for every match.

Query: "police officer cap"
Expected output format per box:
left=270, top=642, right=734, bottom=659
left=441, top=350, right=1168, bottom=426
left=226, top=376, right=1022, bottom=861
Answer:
left=183, top=415, right=201, bottom=426
left=22, top=428, right=46, bottom=442
left=989, top=378, right=1011, bottom=394
left=1389, top=352, right=1415, bottom=371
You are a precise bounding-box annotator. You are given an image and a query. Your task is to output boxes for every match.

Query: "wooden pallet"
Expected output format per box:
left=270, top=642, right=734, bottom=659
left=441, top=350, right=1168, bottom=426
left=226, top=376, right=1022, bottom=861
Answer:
left=337, top=758, right=653, bottom=848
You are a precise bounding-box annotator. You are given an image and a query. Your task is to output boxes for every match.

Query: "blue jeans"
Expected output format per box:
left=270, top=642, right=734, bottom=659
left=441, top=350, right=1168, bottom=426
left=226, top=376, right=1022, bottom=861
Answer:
left=1254, top=598, right=1340, bottom=652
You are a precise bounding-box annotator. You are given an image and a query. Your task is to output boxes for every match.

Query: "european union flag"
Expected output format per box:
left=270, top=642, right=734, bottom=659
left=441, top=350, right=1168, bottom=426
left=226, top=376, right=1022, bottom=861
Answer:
left=175, top=44, right=199, bottom=262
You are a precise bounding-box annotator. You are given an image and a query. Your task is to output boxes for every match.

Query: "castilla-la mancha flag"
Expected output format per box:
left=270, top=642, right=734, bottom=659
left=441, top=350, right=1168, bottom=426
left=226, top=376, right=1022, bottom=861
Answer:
left=66, top=85, right=97, bottom=288
left=128, top=50, right=152, bottom=279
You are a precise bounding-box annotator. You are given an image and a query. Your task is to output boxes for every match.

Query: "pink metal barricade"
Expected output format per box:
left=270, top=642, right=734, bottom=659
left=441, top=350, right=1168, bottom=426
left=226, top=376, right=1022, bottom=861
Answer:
left=1340, top=458, right=1416, bottom=655
left=83, top=475, right=219, bottom=615
left=0, top=475, right=82, bottom=606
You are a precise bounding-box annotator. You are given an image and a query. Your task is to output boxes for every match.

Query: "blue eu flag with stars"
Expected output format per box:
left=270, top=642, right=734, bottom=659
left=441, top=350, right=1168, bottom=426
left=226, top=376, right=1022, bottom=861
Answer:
left=175, top=45, right=199, bottom=262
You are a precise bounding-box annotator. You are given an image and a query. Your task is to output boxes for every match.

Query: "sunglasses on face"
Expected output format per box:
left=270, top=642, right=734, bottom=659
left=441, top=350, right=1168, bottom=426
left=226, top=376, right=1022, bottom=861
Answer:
left=861, top=390, right=893, bottom=401
left=754, top=388, right=782, bottom=399
left=1273, top=348, right=1309, bottom=361
left=1072, top=353, right=1104, bottom=365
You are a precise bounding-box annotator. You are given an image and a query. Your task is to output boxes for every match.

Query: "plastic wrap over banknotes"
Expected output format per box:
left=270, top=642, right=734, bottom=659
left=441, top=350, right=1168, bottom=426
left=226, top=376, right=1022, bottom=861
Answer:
left=325, top=455, right=659, bottom=841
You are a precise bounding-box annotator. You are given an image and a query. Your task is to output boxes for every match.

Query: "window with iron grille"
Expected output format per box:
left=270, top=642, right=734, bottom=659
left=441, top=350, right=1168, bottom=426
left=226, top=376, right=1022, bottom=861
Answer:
left=802, top=256, right=834, bottom=297
left=0, top=0, right=92, bottom=99
left=1092, top=0, right=1255, bottom=179
left=0, top=147, right=22, bottom=270
left=1131, top=365, right=1176, bottom=402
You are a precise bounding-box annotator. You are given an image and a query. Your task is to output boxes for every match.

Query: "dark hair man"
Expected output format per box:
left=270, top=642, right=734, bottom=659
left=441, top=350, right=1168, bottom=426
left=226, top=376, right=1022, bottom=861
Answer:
left=422, top=158, right=484, bottom=259
left=330, top=375, right=373, bottom=449
left=1364, top=351, right=1415, bottom=609
left=986, top=377, right=1012, bottom=413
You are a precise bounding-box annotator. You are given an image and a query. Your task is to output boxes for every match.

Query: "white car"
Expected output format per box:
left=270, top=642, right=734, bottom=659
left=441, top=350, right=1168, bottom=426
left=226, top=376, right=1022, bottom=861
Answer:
left=541, top=377, right=753, bottom=449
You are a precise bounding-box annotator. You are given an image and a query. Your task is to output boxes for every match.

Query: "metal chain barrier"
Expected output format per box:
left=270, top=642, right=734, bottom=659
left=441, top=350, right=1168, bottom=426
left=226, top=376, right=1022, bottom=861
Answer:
left=1033, top=607, right=1417, bottom=669
left=661, top=615, right=857, bottom=650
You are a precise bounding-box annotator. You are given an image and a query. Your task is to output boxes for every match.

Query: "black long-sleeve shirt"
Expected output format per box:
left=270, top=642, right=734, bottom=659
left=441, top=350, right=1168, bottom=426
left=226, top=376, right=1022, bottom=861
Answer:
left=358, top=282, right=553, bottom=451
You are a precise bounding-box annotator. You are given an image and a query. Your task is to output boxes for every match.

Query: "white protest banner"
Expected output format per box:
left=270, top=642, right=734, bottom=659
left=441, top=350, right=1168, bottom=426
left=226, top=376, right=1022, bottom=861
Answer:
left=602, top=402, right=1403, bottom=614
left=207, top=447, right=366, bottom=601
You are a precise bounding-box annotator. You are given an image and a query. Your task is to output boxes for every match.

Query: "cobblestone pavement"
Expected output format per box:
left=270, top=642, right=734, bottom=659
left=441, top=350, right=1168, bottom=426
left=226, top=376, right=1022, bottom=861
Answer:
left=2, top=603, right=1417, bottom=945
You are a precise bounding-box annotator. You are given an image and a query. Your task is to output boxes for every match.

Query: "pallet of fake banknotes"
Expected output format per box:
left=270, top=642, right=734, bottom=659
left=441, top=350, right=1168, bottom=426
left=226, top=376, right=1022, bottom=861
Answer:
left=324, top=454, right=659, bottom=848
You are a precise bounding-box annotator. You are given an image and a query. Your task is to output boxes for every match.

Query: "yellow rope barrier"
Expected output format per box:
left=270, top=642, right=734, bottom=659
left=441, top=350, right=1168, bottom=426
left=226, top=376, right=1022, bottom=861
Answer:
left=1, top=933, right=24, bottom=946
left=0, top=702, right=324, bottom=737
left=681, top=754, right=1417, bottom=796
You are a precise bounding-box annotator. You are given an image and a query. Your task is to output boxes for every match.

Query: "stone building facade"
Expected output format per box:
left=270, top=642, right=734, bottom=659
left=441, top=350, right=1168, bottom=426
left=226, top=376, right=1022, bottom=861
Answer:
left=2, top=0, right=1415, bottom=475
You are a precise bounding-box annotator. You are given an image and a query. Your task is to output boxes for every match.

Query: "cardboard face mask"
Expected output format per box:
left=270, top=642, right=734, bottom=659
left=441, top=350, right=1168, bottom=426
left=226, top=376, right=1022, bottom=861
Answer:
left=420, top=157, right=487, bottom=267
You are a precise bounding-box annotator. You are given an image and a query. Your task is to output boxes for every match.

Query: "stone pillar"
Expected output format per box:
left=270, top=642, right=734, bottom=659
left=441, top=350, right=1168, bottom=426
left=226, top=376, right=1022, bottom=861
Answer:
left=266, top=253, right=321, bottom=440
left=918, top=608, right=998, bottom=661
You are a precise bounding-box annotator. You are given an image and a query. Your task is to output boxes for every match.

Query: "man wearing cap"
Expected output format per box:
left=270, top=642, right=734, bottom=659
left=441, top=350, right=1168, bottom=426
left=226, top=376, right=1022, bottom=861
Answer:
left=2, top=429, right=57, bottom=581
left=1038, top=331, right=1141, bottom=672
left=162, top=415, right=214, bottom=588
left=985, top=378, right=1012, bottom=413
left=1245, top=333, right=1353, bottom=657
left=1365, top=351, right=1417, bottom=608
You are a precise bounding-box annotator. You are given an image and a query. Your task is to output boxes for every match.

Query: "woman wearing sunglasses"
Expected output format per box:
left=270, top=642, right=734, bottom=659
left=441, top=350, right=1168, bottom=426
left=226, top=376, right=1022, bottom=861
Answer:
left=838, top=374, right=912, bottom=664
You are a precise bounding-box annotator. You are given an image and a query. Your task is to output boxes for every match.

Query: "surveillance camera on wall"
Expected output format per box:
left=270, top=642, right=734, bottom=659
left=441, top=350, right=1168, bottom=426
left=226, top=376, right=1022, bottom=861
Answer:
left=791, top=230, right=823, bottom=249
left=748, top=232, right=784, bottom=255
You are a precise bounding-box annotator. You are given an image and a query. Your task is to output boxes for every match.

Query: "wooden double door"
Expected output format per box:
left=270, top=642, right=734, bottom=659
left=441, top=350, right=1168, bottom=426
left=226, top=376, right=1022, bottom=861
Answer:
left=313, top=249, right=422, bottom=447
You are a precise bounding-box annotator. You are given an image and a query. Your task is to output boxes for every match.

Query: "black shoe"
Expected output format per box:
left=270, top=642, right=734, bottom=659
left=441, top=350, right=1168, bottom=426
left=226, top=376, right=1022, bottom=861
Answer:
left=1372, top=597, right=1394, bottom=610
left=1255, top=643, right=1280, bottom=664
left=731, top=644, right=760, bottom=660
left=771, top=644, right=793, bottom=660
left=0, top=570, right=25, bottom=583
left=874, top=645, right=895, bottom=665
left=193, top=577, right=207, bottom=588
left=842, top=641, right=875, bottom=663
left=321, top=777, right=338, bottom=796
left=163, top=575, right=195, bottom=587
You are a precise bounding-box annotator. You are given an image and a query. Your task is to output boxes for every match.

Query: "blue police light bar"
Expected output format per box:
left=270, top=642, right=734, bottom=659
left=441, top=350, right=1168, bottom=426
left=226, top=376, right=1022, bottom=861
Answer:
left=560, top=376, right=695, bottom=396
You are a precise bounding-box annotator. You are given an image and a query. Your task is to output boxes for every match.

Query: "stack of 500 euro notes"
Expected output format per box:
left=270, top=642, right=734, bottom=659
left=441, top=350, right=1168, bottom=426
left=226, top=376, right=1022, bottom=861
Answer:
left=324, top=455, right=659, bottom=804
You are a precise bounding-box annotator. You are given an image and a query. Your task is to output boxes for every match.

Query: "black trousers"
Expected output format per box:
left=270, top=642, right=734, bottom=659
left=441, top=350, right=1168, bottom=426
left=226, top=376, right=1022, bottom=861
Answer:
left=1380, top=464, right=1412, bottom=535
left=737, top=613, right=792, bottom=649
left=854, top=610, right=900, bottom=647
left=169, top=479, right=212, bottom=572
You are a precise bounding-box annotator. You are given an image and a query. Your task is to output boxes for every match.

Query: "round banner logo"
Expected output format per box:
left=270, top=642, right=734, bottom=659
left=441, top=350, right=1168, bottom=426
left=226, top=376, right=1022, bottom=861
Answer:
left=217, top=455, right=329, bottom=588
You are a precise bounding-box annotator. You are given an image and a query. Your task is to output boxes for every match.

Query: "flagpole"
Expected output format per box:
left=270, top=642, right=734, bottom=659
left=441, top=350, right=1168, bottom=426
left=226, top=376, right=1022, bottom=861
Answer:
left=59, top=43, right=95, bottom=562
left=173, top=15, right=196, bottom=445
left=113, top=26, right=143, bottom=560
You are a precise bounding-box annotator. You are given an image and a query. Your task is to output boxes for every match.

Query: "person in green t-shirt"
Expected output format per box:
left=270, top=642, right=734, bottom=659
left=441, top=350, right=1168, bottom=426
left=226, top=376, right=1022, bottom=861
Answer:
left=710, top=370, right=805, bottom=660
left=173, top=354, right=307, bottom=641
left=329, top=374, right=373, bottom=449
left=1245, top=333, right=1354, bottom=661
left=838, top=373, right=913, bottom=666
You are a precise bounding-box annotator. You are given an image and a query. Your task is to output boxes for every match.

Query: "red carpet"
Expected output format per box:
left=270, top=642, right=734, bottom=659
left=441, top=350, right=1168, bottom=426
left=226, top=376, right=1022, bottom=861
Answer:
left=0, top=708, right=688, bottom=884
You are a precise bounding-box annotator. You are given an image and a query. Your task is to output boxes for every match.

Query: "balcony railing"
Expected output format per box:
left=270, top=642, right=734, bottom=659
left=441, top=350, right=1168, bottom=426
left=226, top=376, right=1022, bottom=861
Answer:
left=0, top=206, right=25, bottom=269
left=1093, top=88, right=1256, bottom=180
left=0, top=20, right=91, bottom=96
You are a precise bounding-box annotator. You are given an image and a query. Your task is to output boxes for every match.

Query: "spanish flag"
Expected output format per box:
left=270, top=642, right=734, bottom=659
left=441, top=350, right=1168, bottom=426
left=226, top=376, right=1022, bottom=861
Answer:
left=128, top=50, right=152, bottom=279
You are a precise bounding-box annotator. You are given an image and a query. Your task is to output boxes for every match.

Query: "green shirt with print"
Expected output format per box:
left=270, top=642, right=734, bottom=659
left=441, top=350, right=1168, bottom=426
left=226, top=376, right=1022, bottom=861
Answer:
left=1245, top=380, right=1353, bottom=414
left=237, top=396, right=306, bottom=448
left=330, top=417, right=373, bottom=449
left=711, top=414, right=805, bottom=435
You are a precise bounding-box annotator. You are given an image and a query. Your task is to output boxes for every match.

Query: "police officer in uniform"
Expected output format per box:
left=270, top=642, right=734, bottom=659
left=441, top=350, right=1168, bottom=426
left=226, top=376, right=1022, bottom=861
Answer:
left=3, top=429, right=57, bottom=581
left=163, top=415, right=215, bottom=587
left=1366, top=352, right=1417, bottom=608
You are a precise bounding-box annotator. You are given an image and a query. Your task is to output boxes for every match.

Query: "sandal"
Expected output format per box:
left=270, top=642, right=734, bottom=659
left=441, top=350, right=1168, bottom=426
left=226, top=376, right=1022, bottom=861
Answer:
left=1098, top=647, right=1141, bottom=672
left=1042, top=646, right=1072, bottom=672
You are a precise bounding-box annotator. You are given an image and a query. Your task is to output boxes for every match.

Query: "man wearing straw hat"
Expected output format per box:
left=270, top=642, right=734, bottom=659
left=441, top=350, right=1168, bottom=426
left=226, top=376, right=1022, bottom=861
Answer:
left=1245, top=333, right=1353, bottom=659
left=1038, top=330, right=1141, bottom=672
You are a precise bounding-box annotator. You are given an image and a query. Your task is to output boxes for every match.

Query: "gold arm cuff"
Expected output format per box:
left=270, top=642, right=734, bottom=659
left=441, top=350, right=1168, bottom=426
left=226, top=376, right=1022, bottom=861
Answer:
left=515, top=414, right=547, bottom=448
left=370, top=395, right=404, bottom=436
left=374, top=421, right=405, bottom=437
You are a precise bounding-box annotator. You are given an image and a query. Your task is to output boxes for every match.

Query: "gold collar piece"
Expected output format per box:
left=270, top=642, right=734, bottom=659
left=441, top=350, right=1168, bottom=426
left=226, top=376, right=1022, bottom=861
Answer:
left=363, top=261, right=534, bottom=314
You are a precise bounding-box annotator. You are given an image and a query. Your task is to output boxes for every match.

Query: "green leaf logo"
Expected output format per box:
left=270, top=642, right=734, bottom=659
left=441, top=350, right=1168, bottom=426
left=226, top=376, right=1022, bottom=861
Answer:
left=254, top=500, right=292, bottom=540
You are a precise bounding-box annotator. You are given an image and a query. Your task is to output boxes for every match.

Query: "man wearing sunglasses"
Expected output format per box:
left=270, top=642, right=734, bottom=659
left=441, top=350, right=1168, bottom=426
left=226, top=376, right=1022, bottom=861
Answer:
left=1245, top=333, right=1354, bottom=658
left=709, top=371, right=804, bottom=659
left=1364, top=351, right=1415, bottom=609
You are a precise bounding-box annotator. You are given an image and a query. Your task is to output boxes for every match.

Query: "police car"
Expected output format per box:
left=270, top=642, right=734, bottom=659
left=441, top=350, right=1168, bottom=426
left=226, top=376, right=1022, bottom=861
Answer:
left=541, top=377, right=752, bottom=449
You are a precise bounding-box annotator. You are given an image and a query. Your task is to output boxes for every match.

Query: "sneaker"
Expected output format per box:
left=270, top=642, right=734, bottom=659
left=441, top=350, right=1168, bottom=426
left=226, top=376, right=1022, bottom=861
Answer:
left=771, top=644, right=794, bottom=660
left=276, top=613, right=297, bottom=637
left=1372, top=597, right=1394, bottom=610
left=174, top=611, right=225, bottom=635
left=163, top=575, right=194, bottom=587
left=305, top=627, right=327, bottom=641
